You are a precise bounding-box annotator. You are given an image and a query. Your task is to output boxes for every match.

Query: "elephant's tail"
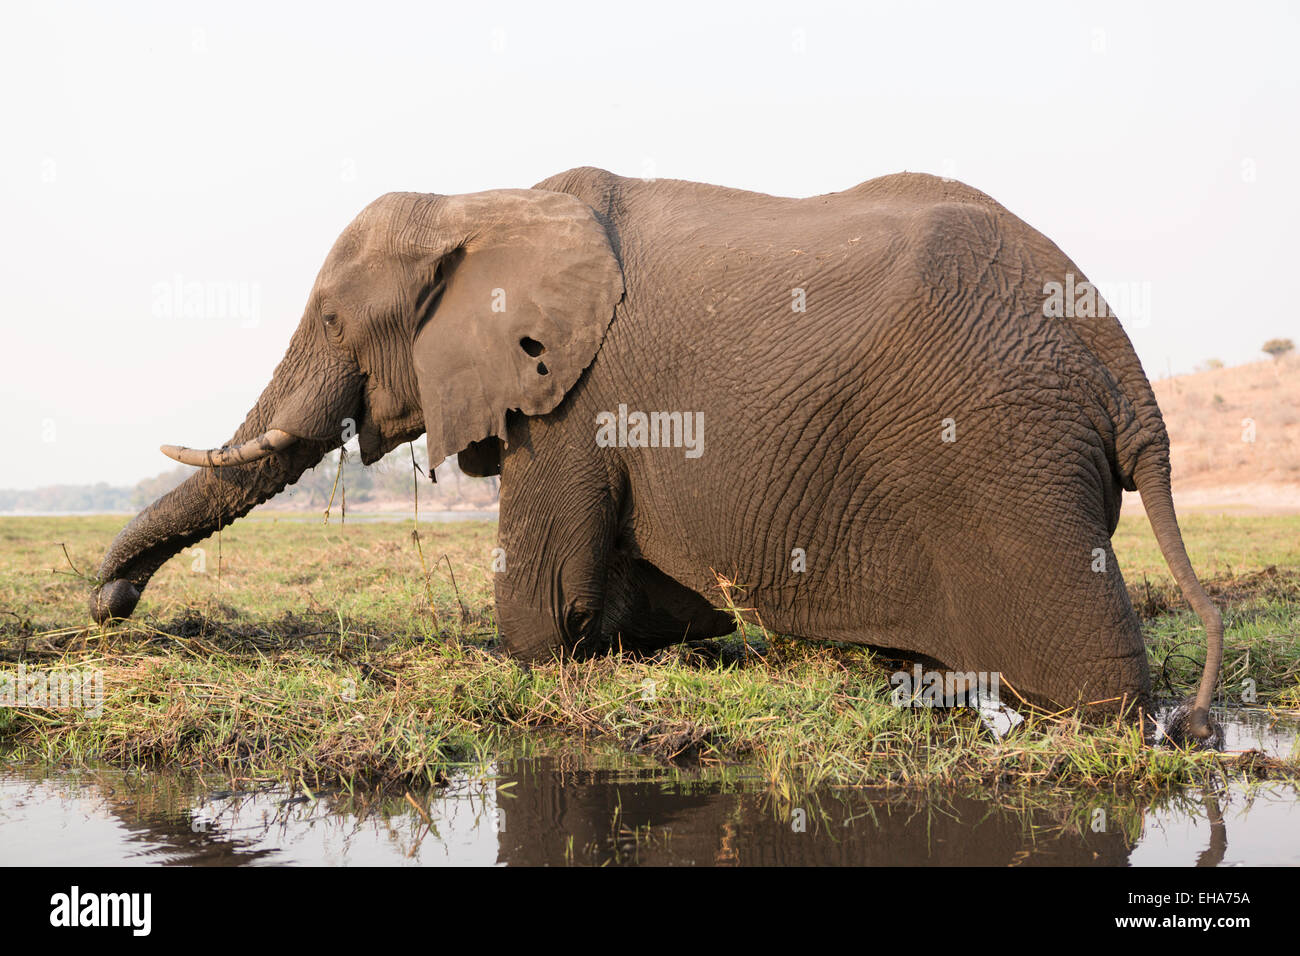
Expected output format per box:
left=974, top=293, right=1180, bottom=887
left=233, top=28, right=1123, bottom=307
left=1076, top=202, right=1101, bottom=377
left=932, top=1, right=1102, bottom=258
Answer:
left=1132, top=451, right=1222, bottom=741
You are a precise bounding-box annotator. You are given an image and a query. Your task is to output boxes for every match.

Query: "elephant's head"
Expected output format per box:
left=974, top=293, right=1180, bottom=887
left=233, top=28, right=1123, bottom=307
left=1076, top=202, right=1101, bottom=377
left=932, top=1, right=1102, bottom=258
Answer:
left=90, top=189, right=623, bottom=623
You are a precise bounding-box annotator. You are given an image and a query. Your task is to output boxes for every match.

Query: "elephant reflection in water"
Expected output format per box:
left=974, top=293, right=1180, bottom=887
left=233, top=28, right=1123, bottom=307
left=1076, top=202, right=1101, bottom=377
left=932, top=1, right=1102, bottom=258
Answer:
left=53, top=761, right=1235, bottom=866
left=490, top=761, right=1133, bottom=867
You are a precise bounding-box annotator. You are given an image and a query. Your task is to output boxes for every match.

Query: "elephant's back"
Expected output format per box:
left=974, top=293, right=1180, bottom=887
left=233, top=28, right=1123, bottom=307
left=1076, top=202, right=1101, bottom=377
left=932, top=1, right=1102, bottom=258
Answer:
left=546, top=165, right=1137, bottom=484
left=535, top=165, right=1004, bottom=213
left=542, top=168, right=1109, bottom=406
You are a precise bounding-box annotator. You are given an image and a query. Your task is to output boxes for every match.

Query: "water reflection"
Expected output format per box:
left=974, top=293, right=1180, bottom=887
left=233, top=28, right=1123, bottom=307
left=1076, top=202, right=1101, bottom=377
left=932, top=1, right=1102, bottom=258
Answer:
left=2, top=752, right=1297, bottom=866
left=2, top=708, right=1295, bottom=866
left=491, top=762, right=1137, bottom=866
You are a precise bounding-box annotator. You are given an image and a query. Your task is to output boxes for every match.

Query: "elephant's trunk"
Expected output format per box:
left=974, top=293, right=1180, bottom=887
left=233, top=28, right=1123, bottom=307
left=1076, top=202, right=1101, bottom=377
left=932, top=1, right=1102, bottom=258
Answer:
left=90, top=440, right=331, bottom=623
left=89, top=345, right=354, bottom=622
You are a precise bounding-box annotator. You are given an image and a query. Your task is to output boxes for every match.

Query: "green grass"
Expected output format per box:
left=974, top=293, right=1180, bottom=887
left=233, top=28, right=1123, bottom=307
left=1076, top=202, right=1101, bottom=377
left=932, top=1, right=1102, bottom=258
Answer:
left=0, top=511, right=1297, bottom=792
left=1114, top=511, right=1300, bottom=709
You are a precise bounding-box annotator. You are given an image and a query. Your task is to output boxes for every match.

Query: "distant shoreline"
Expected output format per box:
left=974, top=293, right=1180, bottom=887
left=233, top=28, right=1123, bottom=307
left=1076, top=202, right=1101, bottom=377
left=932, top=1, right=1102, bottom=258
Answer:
left=0, top=509, right=499, bottom=521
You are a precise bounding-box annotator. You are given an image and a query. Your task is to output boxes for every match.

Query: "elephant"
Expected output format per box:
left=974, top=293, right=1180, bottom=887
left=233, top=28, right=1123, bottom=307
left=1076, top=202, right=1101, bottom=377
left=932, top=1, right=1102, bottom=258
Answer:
left=90, top=166, right=1222, bottom=740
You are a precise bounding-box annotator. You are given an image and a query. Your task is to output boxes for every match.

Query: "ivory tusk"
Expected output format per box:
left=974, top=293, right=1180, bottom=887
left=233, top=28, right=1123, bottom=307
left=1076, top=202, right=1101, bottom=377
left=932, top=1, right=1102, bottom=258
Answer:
left=160, top=429, right=296, bottom=467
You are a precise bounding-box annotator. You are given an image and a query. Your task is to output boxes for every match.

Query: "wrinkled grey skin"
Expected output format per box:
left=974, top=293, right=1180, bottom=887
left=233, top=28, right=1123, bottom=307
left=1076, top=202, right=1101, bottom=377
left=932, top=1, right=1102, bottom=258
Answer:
left=92, top=167, right=1222, bottom=737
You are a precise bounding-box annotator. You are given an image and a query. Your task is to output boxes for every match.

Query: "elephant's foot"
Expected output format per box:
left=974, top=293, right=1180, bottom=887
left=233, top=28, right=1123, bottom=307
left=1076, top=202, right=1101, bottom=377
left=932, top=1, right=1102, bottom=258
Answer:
left=90, top=579, right=141, bottom=624
left=495, top=597, right=606, bottom=661
left=602, top=554, right=736, bottom=655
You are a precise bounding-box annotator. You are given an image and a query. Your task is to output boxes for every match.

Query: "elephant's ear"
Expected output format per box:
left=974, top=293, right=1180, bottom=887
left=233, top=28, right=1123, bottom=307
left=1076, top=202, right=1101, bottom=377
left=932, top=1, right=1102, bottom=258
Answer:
left=409, top=188, right=623, bottom=475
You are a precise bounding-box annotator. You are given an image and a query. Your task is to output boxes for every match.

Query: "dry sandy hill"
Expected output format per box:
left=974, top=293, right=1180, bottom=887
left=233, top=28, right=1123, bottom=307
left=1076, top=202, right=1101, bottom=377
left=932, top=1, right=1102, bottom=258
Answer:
left=1150, top=353, right=1299, bottom=512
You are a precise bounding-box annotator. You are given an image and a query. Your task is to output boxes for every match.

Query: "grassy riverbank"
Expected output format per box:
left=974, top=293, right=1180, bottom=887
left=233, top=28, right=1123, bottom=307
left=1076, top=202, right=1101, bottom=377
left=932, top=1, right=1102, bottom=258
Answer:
left=1, top=512, right=1297, bottom=792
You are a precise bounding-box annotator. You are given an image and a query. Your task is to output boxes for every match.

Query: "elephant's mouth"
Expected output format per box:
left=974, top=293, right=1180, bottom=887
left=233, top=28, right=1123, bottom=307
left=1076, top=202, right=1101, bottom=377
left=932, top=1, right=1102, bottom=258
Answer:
left=357, top=422, right=385, bottom=465
left=356, top=394, right=426, bottom=466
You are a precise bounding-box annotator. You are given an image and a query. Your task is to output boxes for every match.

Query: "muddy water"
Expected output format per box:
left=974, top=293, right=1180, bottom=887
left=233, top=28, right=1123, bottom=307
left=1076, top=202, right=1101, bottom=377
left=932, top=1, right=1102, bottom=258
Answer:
left=1, top=711, right=1296, bottom=866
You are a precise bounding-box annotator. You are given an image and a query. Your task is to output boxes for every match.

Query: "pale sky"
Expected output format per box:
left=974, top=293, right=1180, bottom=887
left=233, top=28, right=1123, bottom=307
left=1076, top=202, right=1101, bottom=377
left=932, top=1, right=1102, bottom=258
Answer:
left=3, top=0, right=1297, bottom=489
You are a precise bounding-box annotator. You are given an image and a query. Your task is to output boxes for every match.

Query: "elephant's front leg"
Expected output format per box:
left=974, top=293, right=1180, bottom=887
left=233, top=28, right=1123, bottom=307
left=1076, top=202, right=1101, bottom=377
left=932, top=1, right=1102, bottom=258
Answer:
left=601, top=552, right=736, bottom=654
left=492, top=417, right=619, bottom=661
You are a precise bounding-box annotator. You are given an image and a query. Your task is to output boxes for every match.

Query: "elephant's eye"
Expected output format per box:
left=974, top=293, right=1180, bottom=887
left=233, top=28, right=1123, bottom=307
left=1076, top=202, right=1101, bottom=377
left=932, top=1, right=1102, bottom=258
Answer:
left=322, top=311, right=339, bottom=329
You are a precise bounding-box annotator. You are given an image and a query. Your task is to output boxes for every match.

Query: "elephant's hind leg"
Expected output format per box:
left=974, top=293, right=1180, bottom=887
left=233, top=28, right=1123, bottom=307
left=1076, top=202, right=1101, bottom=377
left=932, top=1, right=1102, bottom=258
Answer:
left=940, top=509, right=1152, bottom=720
